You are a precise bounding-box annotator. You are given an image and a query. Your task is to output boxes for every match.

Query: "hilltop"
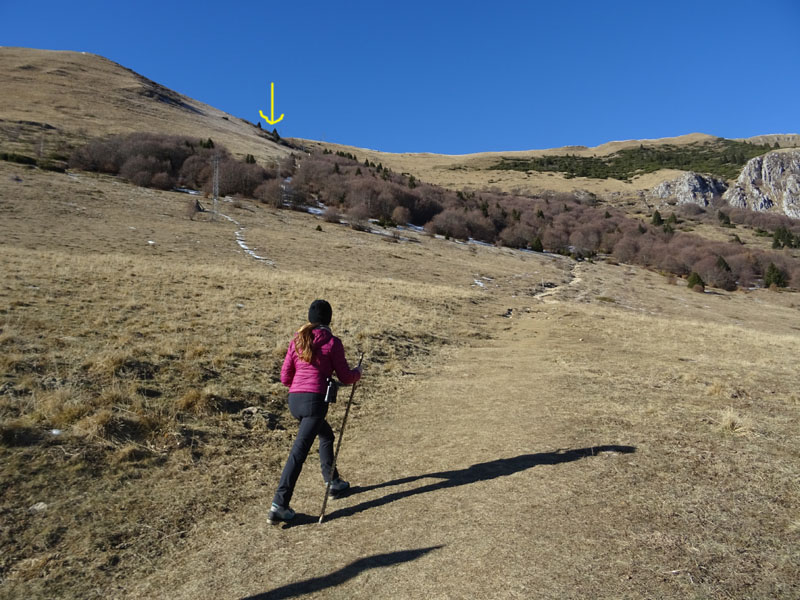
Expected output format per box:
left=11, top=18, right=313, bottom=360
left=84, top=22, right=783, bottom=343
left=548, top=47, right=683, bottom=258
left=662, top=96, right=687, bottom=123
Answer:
left=0, top=47, right=292, bottom=165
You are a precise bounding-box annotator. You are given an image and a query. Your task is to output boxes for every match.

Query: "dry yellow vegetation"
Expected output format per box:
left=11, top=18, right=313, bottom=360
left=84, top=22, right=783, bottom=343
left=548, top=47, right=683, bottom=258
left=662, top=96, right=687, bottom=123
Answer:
left=0, top=47, right=291, bottom=164
left=1, top=157, right=799, bottom=599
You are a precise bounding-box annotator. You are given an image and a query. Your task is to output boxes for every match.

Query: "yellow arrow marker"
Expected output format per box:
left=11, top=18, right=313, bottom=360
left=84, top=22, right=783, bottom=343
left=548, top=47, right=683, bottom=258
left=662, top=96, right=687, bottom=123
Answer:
left=259, top=82, right=284, bottom=125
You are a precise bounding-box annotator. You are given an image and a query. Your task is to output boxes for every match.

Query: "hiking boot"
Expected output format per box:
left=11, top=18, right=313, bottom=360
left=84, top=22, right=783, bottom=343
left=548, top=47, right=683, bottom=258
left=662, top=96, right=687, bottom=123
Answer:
left=326, top=477, right=350, bottom=494
left=267, top=503, right=295, bottom=524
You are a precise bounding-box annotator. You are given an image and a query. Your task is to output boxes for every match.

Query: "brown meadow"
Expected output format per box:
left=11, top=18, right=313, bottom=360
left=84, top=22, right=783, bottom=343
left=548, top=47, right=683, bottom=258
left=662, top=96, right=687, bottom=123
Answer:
left=1, top=159, right=799, bottom=599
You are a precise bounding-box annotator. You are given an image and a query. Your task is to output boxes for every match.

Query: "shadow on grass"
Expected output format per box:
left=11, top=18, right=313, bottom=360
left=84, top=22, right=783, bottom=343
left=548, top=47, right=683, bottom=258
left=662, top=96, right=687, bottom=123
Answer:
left=239, top=545, right=442, bottom=599
left=322, top=445, right=636, bottom=522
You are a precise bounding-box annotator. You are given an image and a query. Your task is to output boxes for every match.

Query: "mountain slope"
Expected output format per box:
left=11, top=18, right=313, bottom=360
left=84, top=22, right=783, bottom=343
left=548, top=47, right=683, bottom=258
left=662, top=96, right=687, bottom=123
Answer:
left=0, top=46, right=290, bottom=163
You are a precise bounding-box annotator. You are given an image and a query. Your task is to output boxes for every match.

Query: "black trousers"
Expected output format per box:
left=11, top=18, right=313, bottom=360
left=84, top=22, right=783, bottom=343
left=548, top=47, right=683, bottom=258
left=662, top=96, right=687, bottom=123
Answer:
left=272, top=393, right=339, bottom=508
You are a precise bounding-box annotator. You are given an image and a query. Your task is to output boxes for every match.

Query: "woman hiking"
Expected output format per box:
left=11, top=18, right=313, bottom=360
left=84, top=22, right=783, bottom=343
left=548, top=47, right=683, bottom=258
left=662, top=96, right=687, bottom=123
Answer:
left=268, top=300, right=362, bottom=524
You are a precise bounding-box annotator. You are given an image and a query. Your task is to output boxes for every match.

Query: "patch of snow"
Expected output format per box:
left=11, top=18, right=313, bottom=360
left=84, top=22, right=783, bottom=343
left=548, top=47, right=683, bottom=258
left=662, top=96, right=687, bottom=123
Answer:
left=174, top=187, right=200, bottom=196
left=219, top=213, right=275, bottom=264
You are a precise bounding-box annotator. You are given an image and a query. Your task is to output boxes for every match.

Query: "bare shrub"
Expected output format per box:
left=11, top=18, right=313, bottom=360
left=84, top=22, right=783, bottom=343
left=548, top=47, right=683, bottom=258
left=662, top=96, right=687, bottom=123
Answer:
left=429, top=209, right=469, bottom=240
left=347, top=203, right=371, bottom=231
left=612, top=235, right=639, bottom=263
left=214, top=159, right=268, bottom=198
left=392, top=205, right=411, bottom=226
left=499, top=223, right=534, bottom=248
left=179, top=154, right=213, bottom=189
left=694, top=256, right=737, bottom=291
left=464, top=211, right=497, bottom=242
left=151, top=172, right=173, bottom=190
left=323, top=207, right=342, bottom=223
left=254, top=179, right=282, bottom=208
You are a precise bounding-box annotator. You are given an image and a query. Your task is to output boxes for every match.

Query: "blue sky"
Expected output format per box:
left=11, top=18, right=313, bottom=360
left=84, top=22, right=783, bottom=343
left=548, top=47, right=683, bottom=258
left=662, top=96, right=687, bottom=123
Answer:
left=2, top=0, right=798, bottom=154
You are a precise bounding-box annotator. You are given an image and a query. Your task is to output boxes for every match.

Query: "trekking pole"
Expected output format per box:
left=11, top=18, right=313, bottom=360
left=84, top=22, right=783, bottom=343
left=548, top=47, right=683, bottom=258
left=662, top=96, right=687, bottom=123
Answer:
left=319, top=352, right=364, bottom=524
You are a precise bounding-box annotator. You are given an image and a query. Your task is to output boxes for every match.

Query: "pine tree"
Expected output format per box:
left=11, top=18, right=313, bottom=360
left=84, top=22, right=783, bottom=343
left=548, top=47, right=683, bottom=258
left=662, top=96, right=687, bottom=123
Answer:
left=687, top=271, right=705, bottom=290
left=651, top=210, right=663, bottom=226
left=764, top=263, right=787, bottom=287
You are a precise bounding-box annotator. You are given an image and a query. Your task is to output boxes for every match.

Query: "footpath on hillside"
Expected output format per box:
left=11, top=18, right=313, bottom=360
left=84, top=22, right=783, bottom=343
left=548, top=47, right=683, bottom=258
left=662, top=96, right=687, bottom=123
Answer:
left=120, top=277, right=656, bottom=600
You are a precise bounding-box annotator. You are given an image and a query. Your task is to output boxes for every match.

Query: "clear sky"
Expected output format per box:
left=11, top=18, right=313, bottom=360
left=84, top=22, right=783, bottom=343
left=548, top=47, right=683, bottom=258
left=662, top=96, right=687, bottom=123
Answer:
left=2, top=0, right=798, bottom=154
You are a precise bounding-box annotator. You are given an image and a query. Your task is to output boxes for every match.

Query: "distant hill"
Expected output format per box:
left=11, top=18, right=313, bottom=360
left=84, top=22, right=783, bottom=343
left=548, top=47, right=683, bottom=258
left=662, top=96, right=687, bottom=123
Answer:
left=0, top=46, right=291, bottom=164
left=298, top=133, right=800, bottom=201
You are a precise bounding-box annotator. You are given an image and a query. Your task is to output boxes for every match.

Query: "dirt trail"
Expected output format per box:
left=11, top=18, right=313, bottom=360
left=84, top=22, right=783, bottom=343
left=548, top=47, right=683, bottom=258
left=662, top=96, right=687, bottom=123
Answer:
left=123, top=281, right=644, bottom=600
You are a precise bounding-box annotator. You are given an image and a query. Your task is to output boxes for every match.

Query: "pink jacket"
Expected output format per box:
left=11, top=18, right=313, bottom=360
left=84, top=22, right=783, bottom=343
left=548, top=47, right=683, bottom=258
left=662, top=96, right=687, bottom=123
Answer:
left=280, top=327, right=361, bottom=394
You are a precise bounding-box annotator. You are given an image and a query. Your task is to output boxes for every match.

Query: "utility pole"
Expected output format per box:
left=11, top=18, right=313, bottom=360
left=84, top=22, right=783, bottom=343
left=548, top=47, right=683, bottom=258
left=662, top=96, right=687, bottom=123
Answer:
left=212, top=153, right=220, bottom=221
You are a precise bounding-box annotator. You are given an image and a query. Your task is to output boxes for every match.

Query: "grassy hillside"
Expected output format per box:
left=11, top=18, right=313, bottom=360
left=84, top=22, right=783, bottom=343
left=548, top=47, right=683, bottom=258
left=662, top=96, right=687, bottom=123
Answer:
left=1, top=162, right=799, bottom=599
left=0, top=47, right=291, bottom=166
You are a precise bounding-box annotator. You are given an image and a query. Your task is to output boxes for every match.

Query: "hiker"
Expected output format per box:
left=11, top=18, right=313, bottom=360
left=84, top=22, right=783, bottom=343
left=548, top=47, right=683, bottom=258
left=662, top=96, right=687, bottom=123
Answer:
left=268, top=299, right=362, bottom=523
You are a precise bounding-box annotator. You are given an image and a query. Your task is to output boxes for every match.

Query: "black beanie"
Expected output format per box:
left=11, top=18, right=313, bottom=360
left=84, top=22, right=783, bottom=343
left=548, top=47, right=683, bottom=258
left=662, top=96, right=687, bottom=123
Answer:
left=308, top=299, right=332, bottom=326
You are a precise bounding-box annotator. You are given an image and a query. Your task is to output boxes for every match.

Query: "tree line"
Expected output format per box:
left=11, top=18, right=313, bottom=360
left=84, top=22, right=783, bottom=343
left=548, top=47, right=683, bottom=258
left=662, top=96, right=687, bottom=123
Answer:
left=66, top=135, right=799, bottom=289
left=490, top=139, right=776, bottom=181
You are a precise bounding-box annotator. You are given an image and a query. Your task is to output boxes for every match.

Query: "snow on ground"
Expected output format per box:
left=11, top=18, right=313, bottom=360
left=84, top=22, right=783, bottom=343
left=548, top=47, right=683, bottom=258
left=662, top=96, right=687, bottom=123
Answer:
left=218, top=213, right=275, bottom=264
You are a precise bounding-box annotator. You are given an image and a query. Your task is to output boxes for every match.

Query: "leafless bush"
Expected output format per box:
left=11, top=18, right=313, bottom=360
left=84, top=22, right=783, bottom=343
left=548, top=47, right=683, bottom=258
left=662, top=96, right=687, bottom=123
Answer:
left=254, top=180, right=282, bottom=208
left=323, top=207, right=342, bottom=223
left=429, top=209, right=470, bottom=240
left=391, top=205, right=411, bottom=226
left=499, top=223, right=534, bottom=248
left=612, top=235, right=639, bottom=263
left=347, top=203, right=371, bottom=231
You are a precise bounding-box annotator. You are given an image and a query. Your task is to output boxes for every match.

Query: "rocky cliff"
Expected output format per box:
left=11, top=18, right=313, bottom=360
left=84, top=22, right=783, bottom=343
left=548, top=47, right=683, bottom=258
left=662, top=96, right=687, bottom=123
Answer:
left=723, top=151, right=800, bottom=218
left=648, top=172, right=728, bottom=207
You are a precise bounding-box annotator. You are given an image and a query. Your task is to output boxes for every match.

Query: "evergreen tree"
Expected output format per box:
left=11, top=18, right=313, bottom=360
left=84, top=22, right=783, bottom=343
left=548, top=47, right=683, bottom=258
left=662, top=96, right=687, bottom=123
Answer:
left=687, top=271, right=705, bottom=289
left=764, top=263, right=787, bottom=287
left=651, top=210, right=663, bottom=226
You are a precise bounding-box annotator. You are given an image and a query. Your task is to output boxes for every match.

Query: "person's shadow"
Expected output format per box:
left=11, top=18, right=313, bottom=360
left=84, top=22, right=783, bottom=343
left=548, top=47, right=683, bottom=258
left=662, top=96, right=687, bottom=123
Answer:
left=287, top=445, right=635, bottom=526
left=240, top=546, right=442, bottom=599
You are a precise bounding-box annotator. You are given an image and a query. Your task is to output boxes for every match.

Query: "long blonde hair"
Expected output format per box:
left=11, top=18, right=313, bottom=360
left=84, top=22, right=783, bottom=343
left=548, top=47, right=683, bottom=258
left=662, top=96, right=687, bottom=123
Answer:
left=295, top=322, right=321, bottom=363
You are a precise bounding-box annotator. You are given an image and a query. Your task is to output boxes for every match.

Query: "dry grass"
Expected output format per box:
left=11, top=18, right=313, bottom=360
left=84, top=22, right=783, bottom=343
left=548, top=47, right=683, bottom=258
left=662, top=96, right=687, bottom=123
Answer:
left=0, top=47, right=290, bottom=164
left=2, top=159, right=799, bottom=599
left=0, top=160, right=570, bottom=599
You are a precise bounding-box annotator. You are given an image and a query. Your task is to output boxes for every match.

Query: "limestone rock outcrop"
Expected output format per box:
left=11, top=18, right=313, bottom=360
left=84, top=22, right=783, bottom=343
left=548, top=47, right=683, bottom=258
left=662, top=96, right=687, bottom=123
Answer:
left=649, top=172, right=727, bottom=207
left=723, top=151, right=800, bottom=218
